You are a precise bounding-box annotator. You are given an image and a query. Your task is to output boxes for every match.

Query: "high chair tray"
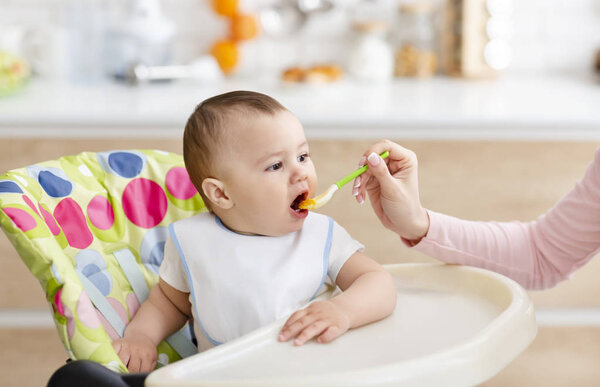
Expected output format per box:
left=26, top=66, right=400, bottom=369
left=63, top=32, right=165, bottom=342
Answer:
left=146, top=263, right=537, bottom=387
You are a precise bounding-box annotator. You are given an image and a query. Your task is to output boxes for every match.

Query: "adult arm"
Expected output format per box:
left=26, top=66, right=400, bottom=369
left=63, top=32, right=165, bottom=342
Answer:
left=357, top=141, right=600, bottom=290
left=414, top=160, right=600, bottom=290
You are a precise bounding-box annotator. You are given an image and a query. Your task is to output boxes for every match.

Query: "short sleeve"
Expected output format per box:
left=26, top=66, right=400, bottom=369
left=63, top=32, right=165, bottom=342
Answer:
left=158, top=235, right=190, bottom=293
left=326, top=220, right=365, bottom=284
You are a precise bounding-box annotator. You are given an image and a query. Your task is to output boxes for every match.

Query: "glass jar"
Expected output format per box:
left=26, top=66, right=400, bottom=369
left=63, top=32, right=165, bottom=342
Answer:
left=347, top=21, right=394, bottom=82
left=393, top=2, right=439, bottom=77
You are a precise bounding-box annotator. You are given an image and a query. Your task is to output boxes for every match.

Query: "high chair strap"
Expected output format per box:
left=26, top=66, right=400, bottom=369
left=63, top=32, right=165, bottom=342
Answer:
left=165, top=330, right=197, bottom=358
left=112, top=249, right=149, bottom=305
left=76, top=270, right=126, bottom=336
left=75, top=248, right=197, bottom=359
left=112, top=248, right=197, bottom=358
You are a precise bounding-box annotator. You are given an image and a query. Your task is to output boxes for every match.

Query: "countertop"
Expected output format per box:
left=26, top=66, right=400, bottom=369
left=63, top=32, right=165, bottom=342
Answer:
left=1, top=71, right=599, bottom=140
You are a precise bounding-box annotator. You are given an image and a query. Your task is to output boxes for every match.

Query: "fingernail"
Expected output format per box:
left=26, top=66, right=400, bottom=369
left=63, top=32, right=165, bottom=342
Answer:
left=352, top=187, right=359, bottom=196
left=353, top=176, right=361, bottom=188
left=278, top=333, right=285, bottom=341
left=358, top=156, right=366, bottom=167
left=367, top=152, right=380, bottom=166
left=358, top=194, right=364, bottom=204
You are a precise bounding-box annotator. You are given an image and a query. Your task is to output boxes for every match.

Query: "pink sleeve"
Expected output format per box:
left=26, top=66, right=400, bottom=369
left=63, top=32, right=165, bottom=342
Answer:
left=410, top=148, right=600, bottom=290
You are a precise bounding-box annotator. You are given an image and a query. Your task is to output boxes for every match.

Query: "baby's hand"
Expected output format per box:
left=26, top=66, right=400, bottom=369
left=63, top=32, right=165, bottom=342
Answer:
left=112, top=333, right=157, bottom=373
left=278, top=300, right=351, bottom=346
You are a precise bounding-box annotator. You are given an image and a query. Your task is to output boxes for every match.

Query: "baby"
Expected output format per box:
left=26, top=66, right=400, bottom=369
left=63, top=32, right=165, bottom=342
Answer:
left=112, top=91, right=397, bottom=372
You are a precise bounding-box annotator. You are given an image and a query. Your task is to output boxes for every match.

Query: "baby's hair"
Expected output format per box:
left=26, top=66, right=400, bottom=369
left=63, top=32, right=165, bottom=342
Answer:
left=183, top=90, right=287, bottom=208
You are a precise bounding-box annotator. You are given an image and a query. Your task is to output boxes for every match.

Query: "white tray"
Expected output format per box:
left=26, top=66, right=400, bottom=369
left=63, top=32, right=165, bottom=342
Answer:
left=146, top=263, right=537, bottom=386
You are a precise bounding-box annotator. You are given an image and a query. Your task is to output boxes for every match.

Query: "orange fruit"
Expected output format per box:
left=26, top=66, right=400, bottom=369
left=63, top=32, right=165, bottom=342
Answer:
left=230, top=13, right=259, bottom=41
left=212, top=0, right=238, bottom=17
left=210, top=39, right=239, bottom=74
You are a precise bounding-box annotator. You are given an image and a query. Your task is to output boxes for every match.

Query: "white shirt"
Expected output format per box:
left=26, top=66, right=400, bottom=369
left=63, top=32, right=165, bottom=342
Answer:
left=159, top=212, right=364, bottom=352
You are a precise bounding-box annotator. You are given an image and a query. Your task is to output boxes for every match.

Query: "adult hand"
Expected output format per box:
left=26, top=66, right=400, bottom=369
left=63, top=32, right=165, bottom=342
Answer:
left=353, top=139, right=429, bottom=243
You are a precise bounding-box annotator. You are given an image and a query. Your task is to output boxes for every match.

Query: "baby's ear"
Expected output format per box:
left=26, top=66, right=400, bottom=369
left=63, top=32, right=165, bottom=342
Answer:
left=202, top=178, right=233, bottom=209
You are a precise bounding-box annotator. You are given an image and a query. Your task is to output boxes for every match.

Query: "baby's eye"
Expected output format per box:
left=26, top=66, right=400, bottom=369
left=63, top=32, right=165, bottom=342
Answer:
left=298, top=153, right=309, bottom=163
left=267, top=162, right=283, bottom=171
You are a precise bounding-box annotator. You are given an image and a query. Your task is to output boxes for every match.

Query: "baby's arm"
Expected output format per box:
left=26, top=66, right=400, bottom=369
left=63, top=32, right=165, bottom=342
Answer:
left=112, top=278, right=191, bottom=372
left=278, top=252, right=396, bottom=345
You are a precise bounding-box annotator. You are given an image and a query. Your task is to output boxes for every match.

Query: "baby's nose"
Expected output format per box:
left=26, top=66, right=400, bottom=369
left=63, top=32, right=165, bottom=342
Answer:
left=291, top=167, right=308, bottom=183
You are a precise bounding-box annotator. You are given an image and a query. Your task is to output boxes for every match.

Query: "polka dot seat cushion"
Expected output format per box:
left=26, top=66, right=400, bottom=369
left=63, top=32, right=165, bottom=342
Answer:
left=0, top=150, right=206, bottom=372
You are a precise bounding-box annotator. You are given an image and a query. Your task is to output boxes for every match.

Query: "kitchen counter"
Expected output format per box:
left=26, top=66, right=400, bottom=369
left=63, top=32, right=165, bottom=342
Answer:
left=1, top=71, right=599, bottom=140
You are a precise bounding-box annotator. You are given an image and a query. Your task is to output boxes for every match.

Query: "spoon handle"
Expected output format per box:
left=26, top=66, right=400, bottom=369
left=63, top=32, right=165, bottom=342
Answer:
left=334, top=151, right=389, bottom=189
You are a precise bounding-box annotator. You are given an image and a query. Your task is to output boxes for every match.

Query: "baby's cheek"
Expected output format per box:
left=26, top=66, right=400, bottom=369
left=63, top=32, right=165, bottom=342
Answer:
left=309, top=176, right=318, bottom=194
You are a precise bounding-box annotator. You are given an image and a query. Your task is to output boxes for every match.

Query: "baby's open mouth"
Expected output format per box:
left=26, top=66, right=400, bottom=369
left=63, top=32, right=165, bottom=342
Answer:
left=290, top=192, right=308, bottom=212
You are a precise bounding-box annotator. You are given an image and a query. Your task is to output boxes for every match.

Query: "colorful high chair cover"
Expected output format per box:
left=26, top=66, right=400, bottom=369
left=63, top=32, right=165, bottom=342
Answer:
left=0, top=150, right=206, bottom=373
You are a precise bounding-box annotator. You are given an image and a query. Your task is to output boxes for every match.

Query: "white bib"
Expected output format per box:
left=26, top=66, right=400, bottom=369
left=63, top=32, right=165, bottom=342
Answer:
left=168, top=212, right=337, bottom=348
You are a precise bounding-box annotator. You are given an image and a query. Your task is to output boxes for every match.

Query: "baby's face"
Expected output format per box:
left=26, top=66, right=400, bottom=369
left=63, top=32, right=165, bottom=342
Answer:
left=215, top=110, right=317, bottom=236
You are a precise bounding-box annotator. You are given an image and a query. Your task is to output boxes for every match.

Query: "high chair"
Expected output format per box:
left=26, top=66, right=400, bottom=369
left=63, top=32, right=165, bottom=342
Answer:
left=1, top=150, right=537, bottom=386
left=0, top=150, right=204, bottom=375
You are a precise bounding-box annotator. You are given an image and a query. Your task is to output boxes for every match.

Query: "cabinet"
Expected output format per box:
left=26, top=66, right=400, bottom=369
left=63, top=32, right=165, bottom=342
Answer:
left=1, top=137, right=598, bottom=309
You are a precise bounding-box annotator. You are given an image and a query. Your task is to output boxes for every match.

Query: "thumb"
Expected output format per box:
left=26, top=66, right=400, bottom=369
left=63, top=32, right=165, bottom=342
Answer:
left=366, top=152, right=394, bottom=188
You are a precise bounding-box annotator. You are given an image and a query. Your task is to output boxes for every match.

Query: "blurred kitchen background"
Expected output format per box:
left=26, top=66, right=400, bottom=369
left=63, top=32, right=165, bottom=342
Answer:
left=2, top=1, right=600, bottom=386
left=0, top=0, right=599, bottom=87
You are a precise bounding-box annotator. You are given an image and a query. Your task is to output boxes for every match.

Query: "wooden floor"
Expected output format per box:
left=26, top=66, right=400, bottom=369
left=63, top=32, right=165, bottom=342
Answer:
left=2, top=326, right=600, bottom=387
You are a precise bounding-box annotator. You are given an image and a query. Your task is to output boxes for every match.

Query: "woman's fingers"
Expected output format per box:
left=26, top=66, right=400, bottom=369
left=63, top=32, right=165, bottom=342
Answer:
left=360, top=139, right=391, bottom=159
left=358, top=155, right=367, bottom=167
left=355, top=140, right=394, bottom=200
left=354, top=140, right=419, bottom=202
left=353, top=175, right=365, bottom=204
left=359, top=140, right=415, bottom=171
